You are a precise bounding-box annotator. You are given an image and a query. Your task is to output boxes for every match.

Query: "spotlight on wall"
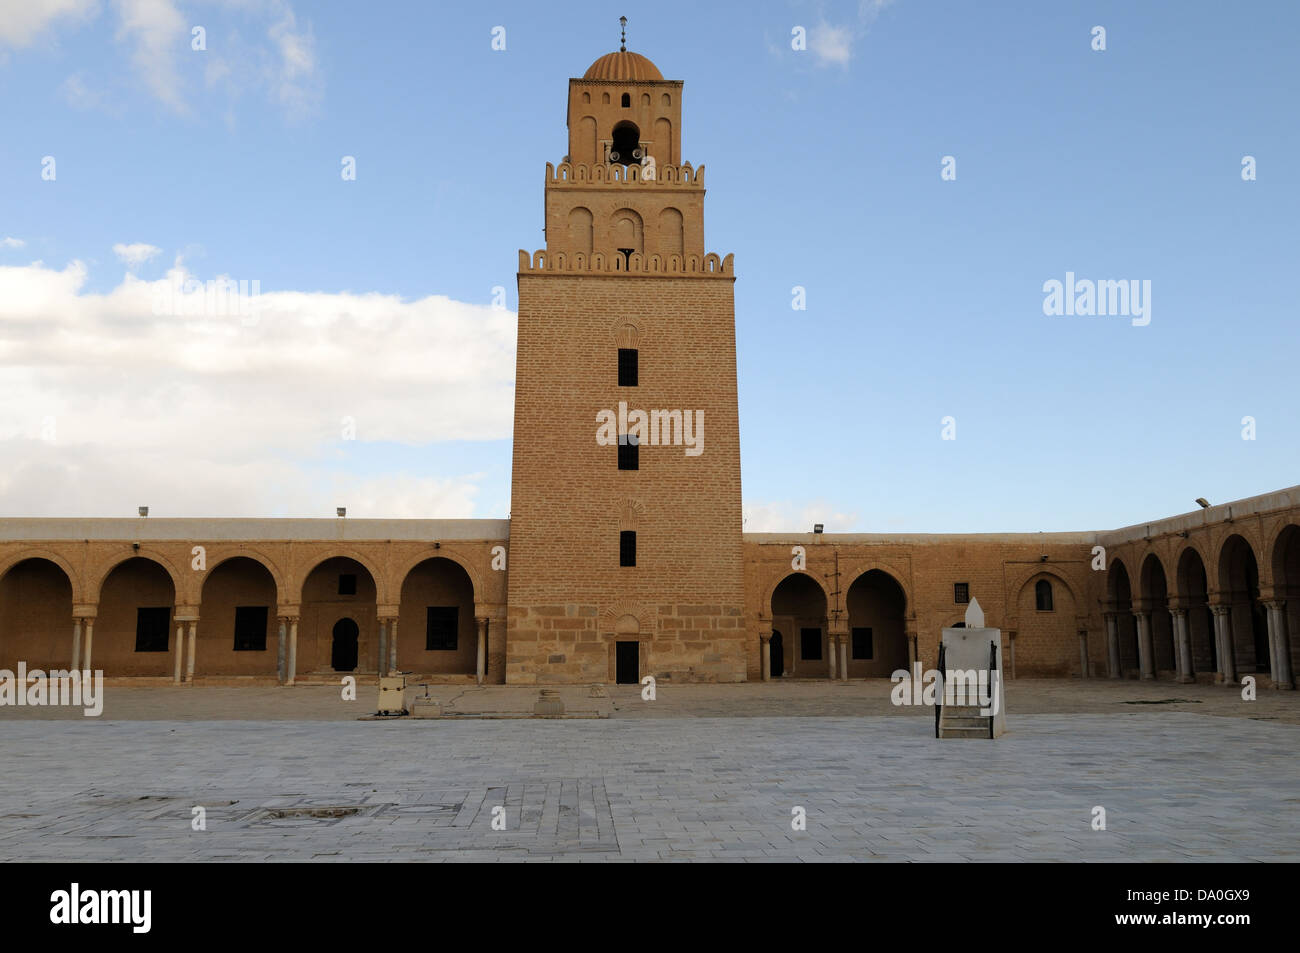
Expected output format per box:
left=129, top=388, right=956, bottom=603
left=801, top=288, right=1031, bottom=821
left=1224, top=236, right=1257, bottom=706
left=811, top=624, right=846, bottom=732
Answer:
left=336, top=507, right=346, bottom=518
left=1040, top=554, right=1048, bottom=562
left=813, top=524, right=824, bottom=534
left=1195, top=498, right=1210, bottom=509
left=138, top=506, right=148, bottom=517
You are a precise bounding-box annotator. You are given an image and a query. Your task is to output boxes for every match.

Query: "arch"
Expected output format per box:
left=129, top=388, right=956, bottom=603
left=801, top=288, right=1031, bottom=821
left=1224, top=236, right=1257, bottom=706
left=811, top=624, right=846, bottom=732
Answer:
left=91, top=550, right=186, bottom=606
left=640, top=92, right=650, bottom=106
left=620, top=92, right=630, bottom=108
left=704, top=253, right=721, bottom=273
left=1176, top=545, right=1216, bottom=676
left=1035, top=579, right=1054, bottom=612
left=1217, top=534, right=1269, bottom=673
left=330, top=617, right=359, bottom=672
left=661, top=93, right=671, bottom=107
left=198, top=556, right=279, bottom=676
left=397, top=556, right=477, bottom=676
left=291, top=550, right=388, bottom=605
left=609, top=207, right=644, bottom=255
left=658, top=207, right=684, bottom=258
left=1013, top=570, right=1079, bottom=676
left=0, top=557, right=74, bottom=671
left=601, top=92, right=610, bottom=104
left=609, top=120, right=640, bottom=166
left=600, top=601, right=654, bottom=632
left=581, top=91, right=590, bottom=104
left=297, top=556, right=380, bottom=675
left=0, top=548, right=82, bottom=602
left=1106, top=558, right=1138, bottom=676
left=1269, top=523, right=1300, bottom=683
left=653, top=117, right=672, bottom=164
left=844, top=568, right=907, bottom=677
left=96, top=557, right=177, bottom=676
left=769, top=572, right=829, bottom=678
left=1139, top=553, right=1177, bottom=674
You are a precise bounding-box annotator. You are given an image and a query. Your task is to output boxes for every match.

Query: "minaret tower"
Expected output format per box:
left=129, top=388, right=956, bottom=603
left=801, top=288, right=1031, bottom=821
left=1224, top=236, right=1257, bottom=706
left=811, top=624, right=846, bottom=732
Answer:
left=507, top=23, right=745, bottom=684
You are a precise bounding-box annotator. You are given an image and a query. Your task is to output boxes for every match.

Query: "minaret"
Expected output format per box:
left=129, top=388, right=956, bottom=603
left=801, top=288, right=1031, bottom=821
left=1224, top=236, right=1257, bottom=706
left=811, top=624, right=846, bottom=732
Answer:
left=507, top=25, right=745, bottom=684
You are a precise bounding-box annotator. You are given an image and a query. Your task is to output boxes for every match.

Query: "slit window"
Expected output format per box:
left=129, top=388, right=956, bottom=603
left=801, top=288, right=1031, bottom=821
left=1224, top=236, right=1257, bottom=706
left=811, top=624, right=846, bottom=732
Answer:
left=620, top=530, right=637, bottom=567
left=618, top=434, right=639, bottom=470
left=618, top=348, right=638, bottom=386
left=621, top=92, right=630, bottom=107
left=134, top=607, right=170, bottom=652
left=426, top=606, right=459, bottom=651
left=1035, top=579, right=1054, bottom=612
left=233, top=606, right=268, bottom=651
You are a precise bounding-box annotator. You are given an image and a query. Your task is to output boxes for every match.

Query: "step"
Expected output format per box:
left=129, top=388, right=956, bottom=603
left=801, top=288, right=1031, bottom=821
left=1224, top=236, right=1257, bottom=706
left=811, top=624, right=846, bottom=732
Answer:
left=943, top=716, right=989, bottom=729
left=939, top=726, right=990, bottom=738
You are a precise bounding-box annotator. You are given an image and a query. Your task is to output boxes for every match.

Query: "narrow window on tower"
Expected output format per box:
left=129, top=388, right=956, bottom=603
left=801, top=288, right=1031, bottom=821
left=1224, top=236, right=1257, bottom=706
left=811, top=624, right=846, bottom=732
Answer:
left=618, top=433, right=639, bottom=470
left=618, top=348, right=638, bottom=386
left=620, top=530, right=637, bottom=567
left=621, top=92, right=630, bottom=108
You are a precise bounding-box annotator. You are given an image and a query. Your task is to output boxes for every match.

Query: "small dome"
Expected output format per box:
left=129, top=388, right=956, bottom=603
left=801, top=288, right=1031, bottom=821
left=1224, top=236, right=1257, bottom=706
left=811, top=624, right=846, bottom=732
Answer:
left=583, top=50, right=663, bottom=82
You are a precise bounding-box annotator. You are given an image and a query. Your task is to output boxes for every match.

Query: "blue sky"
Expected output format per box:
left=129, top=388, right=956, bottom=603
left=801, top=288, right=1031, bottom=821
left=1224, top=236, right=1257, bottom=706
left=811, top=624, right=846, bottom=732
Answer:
left=1, top=0, right=1296, bottom=531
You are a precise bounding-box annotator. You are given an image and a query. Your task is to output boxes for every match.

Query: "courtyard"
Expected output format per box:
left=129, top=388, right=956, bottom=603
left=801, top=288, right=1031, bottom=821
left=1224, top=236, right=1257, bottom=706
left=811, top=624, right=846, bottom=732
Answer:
left=0, top=679, right=1296, bottom=862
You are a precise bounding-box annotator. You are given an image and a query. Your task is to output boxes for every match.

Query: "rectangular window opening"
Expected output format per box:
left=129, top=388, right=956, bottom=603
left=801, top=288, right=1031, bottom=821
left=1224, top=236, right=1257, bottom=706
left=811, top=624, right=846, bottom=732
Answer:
left=426, top=606, right=459, bottom=651
left=618, top=348, right=639, bottom=387
left=620, top=530, right=637, bottom=567
left=134, top=607, right=170, bottom=653
left=233, top=606, right=269, bottom=651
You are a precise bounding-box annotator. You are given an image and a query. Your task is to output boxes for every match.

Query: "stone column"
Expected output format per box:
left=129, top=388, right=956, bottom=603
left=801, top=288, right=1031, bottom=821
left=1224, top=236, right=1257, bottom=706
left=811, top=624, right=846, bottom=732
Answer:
left=826, top=627, right=837, bottom=680
left=1171, top=609, right=1193, bottom=683
left=389, top=618, right=399, bottom=674
left=758, top=626, right=772, bottom=682
left=1263, top=600, right=1293, bottom=690
left=71, top=618, right=82, bottom=671
left=1077, top=629, right=1089, bottom=678
left=377, top=619, right=388, bottom=677
left=1136, top=611, right=1155, bottom=680
left=83, top=620, right=94, bottom=671
left=186, top=621, right=197, bottom=682
left=173, top=622, right=185, bottom=684
left=475, top=617, right=489, bottom=685
left=1211, top=605, right=1236, bottom=683
left=277, top=618, right=287, bottom=684
left=838, top=635, right=849, bottom=681
left=287, top=617, right=299, bottom=686
left=1105, top=612, right=1121, bottom=678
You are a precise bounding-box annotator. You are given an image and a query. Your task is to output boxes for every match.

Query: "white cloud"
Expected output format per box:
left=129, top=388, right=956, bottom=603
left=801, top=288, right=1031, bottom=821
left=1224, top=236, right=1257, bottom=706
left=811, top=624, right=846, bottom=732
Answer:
left=111, top=0, right=189, bottom=113
left=0, top=0, right=97, bottom=48
left=0, top=237, right=24, bottom=249
left=0, top=259, right=517, bottom=517
left=808, top=0, right=897, bottom=69
left=112, top=241, right=162, bottom=267
left=809, top=23, right=854, bottom=67
left=743, top=500, right=861, bottom=533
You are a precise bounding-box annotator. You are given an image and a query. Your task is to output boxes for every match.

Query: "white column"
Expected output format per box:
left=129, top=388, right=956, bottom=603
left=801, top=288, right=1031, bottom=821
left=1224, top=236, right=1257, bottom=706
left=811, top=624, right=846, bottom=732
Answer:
left=71, top=618, right=82, bottom=671
left=838, top=636, right=848, bottom=681
left=277, top=618, right=287, bottom=683
left=475, top=617, right=488, bottom=685
left=759, top=631, right=771, bottom=682
left=1264, top=601, right=1293, bottom=690
left=389, top=619, right=398, bottom=674
left=1136, top=611, right=1154, bottom=680
left=1172, top=609, right=1193, bottom=684
left=186, top=621, right=197, bottom=682
left=173, top=622, right=185, bottom=684
left=1212, top=605, right=1236, bottom=683
left=287, top=618, right=299, bottom=685
left=83, top=620, right=94, bottom=671
left=1105, top=613, right=1121, bottom=678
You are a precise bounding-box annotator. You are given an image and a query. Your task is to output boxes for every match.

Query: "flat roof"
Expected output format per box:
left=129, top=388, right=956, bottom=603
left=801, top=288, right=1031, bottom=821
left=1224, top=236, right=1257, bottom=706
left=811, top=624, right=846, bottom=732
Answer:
left=0, top=518, right=510, bottom=542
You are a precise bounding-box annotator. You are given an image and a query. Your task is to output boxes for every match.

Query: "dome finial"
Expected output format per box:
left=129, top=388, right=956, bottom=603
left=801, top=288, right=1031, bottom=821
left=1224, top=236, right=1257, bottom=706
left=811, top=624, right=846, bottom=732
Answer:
left=619, top=16, right=627, bottom=52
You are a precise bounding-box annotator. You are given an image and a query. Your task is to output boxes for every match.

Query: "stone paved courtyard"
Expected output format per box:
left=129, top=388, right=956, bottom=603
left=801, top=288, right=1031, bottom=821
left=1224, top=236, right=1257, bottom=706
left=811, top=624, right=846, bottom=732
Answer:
left=1, top=681, right=1297, bottom=862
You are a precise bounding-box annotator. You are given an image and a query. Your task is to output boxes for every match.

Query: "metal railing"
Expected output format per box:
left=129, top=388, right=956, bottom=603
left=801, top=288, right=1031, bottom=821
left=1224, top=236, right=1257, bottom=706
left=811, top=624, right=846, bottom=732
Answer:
left=935, top=642, right=946, bottom=738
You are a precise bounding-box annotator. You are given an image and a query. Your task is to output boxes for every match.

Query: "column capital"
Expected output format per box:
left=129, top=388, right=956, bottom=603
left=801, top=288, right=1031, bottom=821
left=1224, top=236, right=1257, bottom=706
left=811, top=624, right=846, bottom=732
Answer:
left=1262, top=599, right=1286, bottom=612
left=1210, top=603, right=1232, bottom=616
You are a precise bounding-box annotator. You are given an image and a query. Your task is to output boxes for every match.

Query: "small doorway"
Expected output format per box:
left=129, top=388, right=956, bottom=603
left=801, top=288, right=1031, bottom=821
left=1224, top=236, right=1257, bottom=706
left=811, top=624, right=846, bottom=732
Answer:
left=616, top=640, right=639, bottom=684
left=332, top=617, right=359, bottom=672
left=770, top=630, right=785, bottom=678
